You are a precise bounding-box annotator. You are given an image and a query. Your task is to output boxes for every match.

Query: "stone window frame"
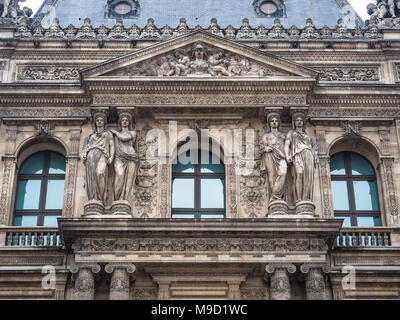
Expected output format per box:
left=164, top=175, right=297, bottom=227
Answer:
left=328, top=136, right=390, bottom=227
left=171, top=147, right=226, bottom=219
left=13, top=150, right=66, bottom=227
left=330, top=151, right=382, bottom=227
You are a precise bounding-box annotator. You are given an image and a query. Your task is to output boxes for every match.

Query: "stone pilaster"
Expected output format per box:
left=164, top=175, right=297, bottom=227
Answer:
left=265, top=263, right=296, bottom=300
left=158, top=282, right=170, bottom=300
left=105, top=263, right=136, bottom=300
left=300, top=264, right=330, bottom=300
left=228, top=282, right=241, bottom=300
left=380, top=157, right=399, bottom=226
left=70, top=264, right=101, bottom=300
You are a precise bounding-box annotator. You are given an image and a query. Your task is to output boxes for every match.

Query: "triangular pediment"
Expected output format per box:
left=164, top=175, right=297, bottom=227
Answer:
left=81, top=31, right=318, bottom=80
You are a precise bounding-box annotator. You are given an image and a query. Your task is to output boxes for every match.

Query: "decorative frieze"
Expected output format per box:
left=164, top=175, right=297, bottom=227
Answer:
left=0, top=108, right=91, bottom=118
left=93, top=94, right=307, bottom=107
left=71, top=238, right=328, bottom=253
left=17, top=66, right=80, bottom=81
left=318, top=67, right=380, bottom=82
left=132, top=288, right=158, bottom=300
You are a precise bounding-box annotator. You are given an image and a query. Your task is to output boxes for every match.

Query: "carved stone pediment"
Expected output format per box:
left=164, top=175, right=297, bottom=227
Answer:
left=81, top=30, right=318, bottom=80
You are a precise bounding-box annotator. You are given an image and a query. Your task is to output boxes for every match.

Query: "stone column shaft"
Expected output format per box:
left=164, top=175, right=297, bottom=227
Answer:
left=300, top=265, right=330, bottom=301
left=74, top=268, right=95, bottom=300
left=270, top=268, right=291, bottom=300
left=110, top=268, right=130, bottom=300
left=265, top=263, right=296, bottom=300
left=105, top=263, right=136, bottom=300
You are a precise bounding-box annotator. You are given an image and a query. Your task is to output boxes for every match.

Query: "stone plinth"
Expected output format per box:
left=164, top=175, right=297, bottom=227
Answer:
left=83, top=200, right=104, bottom=217
left=268, top=200, right=289, bottom=217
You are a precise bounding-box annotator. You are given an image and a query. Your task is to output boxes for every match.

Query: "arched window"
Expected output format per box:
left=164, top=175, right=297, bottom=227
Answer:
left=172, top=149, right=225, bottom=218
left=13, top=151, right=66, bottom=227
left=330, top=152, right=381, bottom=227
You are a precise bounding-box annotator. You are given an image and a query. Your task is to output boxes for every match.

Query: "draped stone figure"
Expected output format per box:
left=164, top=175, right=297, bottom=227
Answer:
left=284, top=113, right=318, bottom=212
left=82, top=112, right=114, bottom=213
left=260, top=113, right=287, bottom=202
left=111, top=112, right=138, bottom=203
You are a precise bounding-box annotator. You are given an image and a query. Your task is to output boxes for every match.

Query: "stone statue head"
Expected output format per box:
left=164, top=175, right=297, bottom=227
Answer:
left=192, top=42, right=206, bottom=60
left=291, top=112, right=306, bottom=130
left=92, top=112, right=107, bottom=131
left=118, top=112, right=134, bottom=130
left=267, top=112, right=281, bottom=131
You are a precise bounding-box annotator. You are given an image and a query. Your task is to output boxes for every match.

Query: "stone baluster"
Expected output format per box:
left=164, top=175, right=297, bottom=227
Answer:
left=300, top=264, right=331, bottom=300
left=70, top=264, right=101, bottom=300
left=105, top=263, right=136, bottom=300
left=265, top=263, right=296, bottom=300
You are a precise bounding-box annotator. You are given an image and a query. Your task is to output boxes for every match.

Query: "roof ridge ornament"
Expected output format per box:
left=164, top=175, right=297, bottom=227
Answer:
left=367, top=0, right=400, bottom=29
left=0, top=0, right=33, bottom=26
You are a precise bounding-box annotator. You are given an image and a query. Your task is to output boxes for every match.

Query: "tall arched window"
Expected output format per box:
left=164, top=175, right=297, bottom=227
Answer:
left=330, top=152, right=381, bottom=227
left=172, top=149, right=225, bottom=218
left=13, top=151, right=66, bottom=227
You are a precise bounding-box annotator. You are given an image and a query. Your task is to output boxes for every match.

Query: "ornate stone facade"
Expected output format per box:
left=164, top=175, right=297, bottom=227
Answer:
left=0, top=1, right=400, bottom=301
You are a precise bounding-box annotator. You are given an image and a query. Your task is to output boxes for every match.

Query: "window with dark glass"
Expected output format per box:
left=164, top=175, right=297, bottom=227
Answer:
left=13, top=151, right=66, bottom=227
left=172, top=150, right=225, bottom=219
left=330, top=152, right=381, bottom=227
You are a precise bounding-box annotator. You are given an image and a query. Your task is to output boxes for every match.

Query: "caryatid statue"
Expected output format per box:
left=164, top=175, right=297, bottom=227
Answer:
left=111, top=111, right=139, bottom=204
left=82, top=111, right=114, bottom=214
left=284, top=112, right=318, bottom=214
left=260, top=113, right=287, bottom=203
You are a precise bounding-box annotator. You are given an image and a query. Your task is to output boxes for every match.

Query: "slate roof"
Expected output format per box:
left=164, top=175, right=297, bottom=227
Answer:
left=33, top=0, right=365, bottom=29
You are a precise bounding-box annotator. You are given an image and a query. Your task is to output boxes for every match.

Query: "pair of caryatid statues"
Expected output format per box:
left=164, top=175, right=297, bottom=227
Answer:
left=260, top=112, right=319, bottom=216
left=82, top=110, right=138, bottom=217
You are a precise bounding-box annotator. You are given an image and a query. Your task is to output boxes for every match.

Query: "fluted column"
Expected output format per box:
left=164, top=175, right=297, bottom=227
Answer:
left=265, top=264, right=296, bottom=300
left=105, top=264, right=136, bottom=300
left=300, top=264, right=330, bottom=300
left=70, top=264, right=101, bottom=300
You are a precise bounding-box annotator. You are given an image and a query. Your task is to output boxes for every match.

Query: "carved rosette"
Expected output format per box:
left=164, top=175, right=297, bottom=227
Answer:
left=265, top=264, right=296, bottom=300
left=70, top=264, right=101, bottom=300
left=105, top=264, right=136, bottom=300
left=300, top=264, right=330, bottom=300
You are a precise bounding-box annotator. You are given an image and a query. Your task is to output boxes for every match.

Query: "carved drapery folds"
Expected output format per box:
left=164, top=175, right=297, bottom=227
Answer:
left=265, top=264, right=296, bottom=300
left=82, top=108, right=137, bottom=217
left=105, top=264, right=136, bottom=300
left=260, top=108, right=319, bottom=217
left=300, top=264, right=330, bottom=300
left=70, top=264, right=101, bottom=300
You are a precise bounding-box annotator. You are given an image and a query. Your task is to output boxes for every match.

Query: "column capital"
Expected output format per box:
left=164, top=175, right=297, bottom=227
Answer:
left=105, top=263, right=136, bottom=274
left=300, top=264, right=331, bottom=274
left=265, top=263, right=296, bottom=275
left=69, top=263, right=101, bottom=274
